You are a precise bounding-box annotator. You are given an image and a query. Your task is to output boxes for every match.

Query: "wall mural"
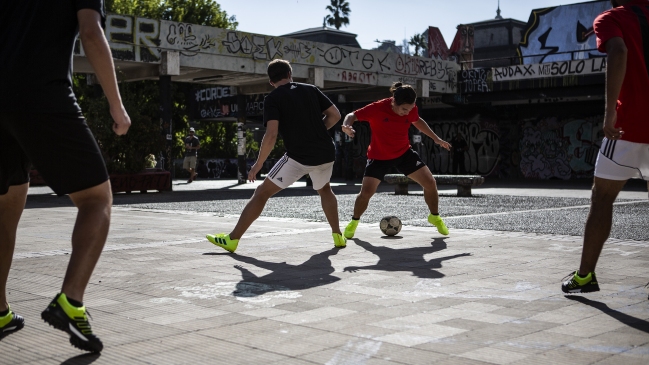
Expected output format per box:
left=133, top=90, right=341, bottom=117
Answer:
left=519, top=116, right=603, bottom=179
left=344, top=115, right=603, bottom=180
left=75, top=14, right=458, bottom=92
left=518, top=1, right=609, bottom=64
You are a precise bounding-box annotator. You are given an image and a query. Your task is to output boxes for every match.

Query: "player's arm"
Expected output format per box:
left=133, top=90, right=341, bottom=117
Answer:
left=341, top=112, right=358, bottom=138
left=603, top=37, right=627, bottom=140
left=78, top=9, right=131, bottom=136
left=248, top=120, right=278, bottom=182
left=413, top=117, right=451, bottom=151
left=322, top=105, right=341, bottom=130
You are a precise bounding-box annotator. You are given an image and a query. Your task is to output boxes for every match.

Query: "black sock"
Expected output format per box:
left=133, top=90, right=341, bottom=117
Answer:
left=66, top=297, right=83, bottom=307
left=0, top=309, right=9, bottom=317
left=352, top=217, right=360, bottom=221
left=576, top=272, right=589, bottom=279
left=432, top=213, right=439, bottom=216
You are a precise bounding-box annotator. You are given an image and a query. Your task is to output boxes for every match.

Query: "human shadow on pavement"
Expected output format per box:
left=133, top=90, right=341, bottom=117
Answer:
left=566, top=295, right=649, bottom=334
left=227, top=248, right=342, bottom=298
left=60, top=353, right=100, bottom=365
left=343, top=238, right=471, bottom=279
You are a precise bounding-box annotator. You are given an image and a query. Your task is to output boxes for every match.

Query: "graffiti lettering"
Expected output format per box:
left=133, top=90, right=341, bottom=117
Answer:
left=103, top=15, right=160, bottom=62
left=319, top=46, right=359, bottom=66
left=518, top=2, right=609, bottom=64
left=493, top=58, right=605, bottom=82
left=339, top=71, right=375, bottom=84
left=362, top=53, right=374, bottom=69
left=195, top=86, right=233, bottom=102
left=460, top=68, right=491, bottom=93
left=283, top=43, right=311, bottom=59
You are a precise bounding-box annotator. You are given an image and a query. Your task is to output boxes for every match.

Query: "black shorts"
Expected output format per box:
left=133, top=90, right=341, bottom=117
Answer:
left=364, top=148, right=426, bottom=180
left=0, top=112, right=109, bottom=196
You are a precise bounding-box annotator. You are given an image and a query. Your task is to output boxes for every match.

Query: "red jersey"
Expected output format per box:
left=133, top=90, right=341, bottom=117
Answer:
left=354, top=98, right=419, bottom=160
left=594, top=0, right=649, bottom=144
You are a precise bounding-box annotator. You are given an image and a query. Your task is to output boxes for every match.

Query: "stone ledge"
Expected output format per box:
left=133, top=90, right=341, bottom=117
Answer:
left=384, top=173, right=484, bottom=197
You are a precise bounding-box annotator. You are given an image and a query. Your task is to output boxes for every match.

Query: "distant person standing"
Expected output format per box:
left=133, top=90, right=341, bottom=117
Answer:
left=562, top=0, right=649, bottom=294
left=0, top=0, right=131, bottom=352
left=451, top=134, right=468, bottom=175
left=206, top=59, right=346, bottom=252
left=183, top=127, right=200, bottom=183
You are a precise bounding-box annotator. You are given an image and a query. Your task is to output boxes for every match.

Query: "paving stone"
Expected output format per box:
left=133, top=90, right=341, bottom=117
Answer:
left=2, top=183, right=647, bottom=364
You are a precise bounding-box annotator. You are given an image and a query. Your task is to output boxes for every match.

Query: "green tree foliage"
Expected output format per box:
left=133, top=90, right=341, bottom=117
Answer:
left=324, top=0, right=350, bottom=30
left=76, top=1, right=240, bottom=173
left=105, top=0, right=238, bottom=28
left=409, top=33, right=427, bottom=57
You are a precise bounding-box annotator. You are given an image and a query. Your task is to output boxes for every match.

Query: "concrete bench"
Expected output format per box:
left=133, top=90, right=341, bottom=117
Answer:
left=384, top=174, right=484, bottom=197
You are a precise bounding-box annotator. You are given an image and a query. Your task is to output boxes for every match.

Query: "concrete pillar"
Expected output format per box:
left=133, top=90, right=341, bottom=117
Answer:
left=308, top=67, right=324, bottom=88
left=159, top=74, right=173, bottom=184
left=237, top=94, right=247, bottom=184
left=416, top=80, right=430, bottom=98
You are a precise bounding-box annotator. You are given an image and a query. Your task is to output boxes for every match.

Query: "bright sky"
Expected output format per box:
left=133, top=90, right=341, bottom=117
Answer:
left=216, top=0, right=610, bottom=51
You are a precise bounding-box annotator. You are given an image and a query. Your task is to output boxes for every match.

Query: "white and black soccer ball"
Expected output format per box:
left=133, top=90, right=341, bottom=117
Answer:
left=380, top=216, right=402, bottom=236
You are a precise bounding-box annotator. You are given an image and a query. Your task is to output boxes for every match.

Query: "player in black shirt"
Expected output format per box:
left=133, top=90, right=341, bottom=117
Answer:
left=0, top=0, right=131, bottom=352
left=207, top=60, right=347, bottom=251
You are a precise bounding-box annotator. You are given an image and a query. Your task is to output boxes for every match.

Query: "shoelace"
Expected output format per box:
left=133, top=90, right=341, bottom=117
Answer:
left=561, top=272, right=576, bottom=282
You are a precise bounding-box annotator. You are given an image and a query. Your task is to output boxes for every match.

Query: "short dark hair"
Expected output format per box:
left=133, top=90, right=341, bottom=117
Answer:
left=389, top=82, right=417, bottom=105
left=267, top=59, right=292, bottom=83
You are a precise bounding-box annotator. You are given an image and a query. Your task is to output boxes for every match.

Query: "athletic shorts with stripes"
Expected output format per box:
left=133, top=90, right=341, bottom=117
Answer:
left=595, top=137, right=649, bottom=181
left=266, top=154, right=334, bottom=190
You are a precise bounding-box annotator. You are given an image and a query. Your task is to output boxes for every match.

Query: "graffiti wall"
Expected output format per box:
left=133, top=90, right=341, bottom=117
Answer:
left=344, top=113, right=604, bottom=180
left=518, top=1, right=610, bottom=64
left=188, top=86, right=266, bottom=120
left=75, top=14, right=458, bottom=93
left=519, top=116, right=603, bottom=179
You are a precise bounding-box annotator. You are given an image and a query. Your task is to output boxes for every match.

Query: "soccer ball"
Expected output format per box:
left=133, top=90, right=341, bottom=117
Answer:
left=380, top=216, right=402, bottom=236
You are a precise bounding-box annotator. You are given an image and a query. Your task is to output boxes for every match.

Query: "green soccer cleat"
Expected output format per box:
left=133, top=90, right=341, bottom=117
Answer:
left=344, top=219, right=359, bottom=239
left=41, top=293, right=103, bottom=353
left=428, top=214, right=449, bottom=235
left=333, top=233, right=347, bottom=248
left=562, top=271, right=600, bottom=294
left=207, top=233, right=239, bottom=253
left=0, top=305, right=24, bottom=339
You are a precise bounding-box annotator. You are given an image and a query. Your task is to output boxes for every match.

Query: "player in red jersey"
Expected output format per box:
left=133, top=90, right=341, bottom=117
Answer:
left=341, top=82, right=451, bottom=239
left=562, top=0, right=649, bottom=294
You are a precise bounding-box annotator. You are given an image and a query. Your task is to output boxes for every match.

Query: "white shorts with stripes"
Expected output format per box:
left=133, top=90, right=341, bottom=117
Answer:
left=266, top=154, right=334, bottom=190
left=595, top=138, right=649, bottom=181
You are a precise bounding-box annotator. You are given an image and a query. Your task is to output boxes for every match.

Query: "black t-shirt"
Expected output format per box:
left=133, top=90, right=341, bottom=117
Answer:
left=0, top=0, right=106, bottom=113
left=184, top=135, right=200, bottom=157
left=263, top=82, right=335, bottom=166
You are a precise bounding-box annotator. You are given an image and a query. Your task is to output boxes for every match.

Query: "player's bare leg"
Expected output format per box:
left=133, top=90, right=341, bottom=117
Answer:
left=408, top=166, right=448, bottom=235
left=352, top=177, right=381, bottom=218
left=317, top=183, right=342, bottom=234
left=229, top=179, right=283, bottom=240
left=408, top=166, right=439, bottom=214
left=62, top=180, right=113, bottom=302
left=344, top=177, right=381, bottom=239
left=0, top=183, right=28, bottom=313
left=578, top=177, right=627, bottom=275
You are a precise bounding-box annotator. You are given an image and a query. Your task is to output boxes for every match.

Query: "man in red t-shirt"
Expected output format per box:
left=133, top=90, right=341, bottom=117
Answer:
left=341, top=82, right=451, bottom=239
left=562, top=0, right=649, bottom=294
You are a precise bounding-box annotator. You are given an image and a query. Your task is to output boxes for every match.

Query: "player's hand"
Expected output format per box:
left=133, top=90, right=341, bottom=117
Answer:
left=603, top=111, right=623, bottom=140
left=435, top=139, right=451, bottom=151
left=110, top=104, right=131, bottom=136
left=342, top=125, right=355, bottom=138
left=248, top=162, right=262, bottom=182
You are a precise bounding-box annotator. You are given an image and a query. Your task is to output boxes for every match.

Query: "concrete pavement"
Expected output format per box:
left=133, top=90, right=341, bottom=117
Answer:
left=1, top=178, right=648, bottom=364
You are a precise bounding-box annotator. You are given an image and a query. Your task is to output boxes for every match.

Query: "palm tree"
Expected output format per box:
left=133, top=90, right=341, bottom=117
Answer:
left=409, top=33, right=427, bottom=57
left=324, top=0, right=350, bottom=30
